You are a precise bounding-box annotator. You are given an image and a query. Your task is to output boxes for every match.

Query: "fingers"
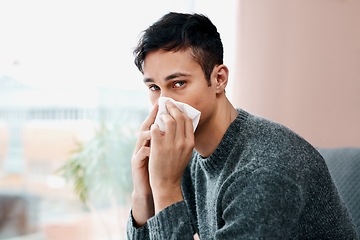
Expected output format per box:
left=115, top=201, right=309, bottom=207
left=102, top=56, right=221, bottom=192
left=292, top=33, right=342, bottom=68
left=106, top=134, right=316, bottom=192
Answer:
left=134, top=104, right=159, bottom=154
left=133, top=146, right=151, bottom=164
left=150, top=123, right=162, bottom=145
left=164, top=101, right=191, bottom=140
left=184, top=115, right=194, bottom=136
left=150, top=100, right=194, bottom=153
left=159, top=113, right=176, bottom=140
left=134, top=130, right=151, bottom=154
left=140, top=104, right=159, bottom=131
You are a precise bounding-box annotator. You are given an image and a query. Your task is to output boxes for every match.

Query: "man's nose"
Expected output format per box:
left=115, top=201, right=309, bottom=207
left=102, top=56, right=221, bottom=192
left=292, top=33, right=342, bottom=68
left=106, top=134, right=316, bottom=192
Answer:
left=160, top=90, right=172, bottom=99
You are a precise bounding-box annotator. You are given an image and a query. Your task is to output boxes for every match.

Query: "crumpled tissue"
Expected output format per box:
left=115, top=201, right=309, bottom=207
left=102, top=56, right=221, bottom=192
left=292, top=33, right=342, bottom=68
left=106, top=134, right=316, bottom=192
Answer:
left=154, top=97, right=201, bottom=132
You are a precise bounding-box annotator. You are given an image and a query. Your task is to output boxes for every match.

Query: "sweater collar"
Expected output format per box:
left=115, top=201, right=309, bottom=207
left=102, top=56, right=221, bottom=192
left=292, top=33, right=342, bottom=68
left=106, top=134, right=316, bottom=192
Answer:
left=195, top=108, right=248, bottom=172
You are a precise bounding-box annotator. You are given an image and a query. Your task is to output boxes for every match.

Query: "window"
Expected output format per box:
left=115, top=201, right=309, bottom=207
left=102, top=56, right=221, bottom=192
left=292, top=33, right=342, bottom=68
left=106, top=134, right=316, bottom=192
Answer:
left=0, top=1, right=238, bottom=239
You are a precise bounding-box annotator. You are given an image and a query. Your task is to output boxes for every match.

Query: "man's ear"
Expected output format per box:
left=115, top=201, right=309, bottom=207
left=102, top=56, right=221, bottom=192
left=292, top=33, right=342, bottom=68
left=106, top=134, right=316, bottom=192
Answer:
left=214, top=65, right=229, bottom=94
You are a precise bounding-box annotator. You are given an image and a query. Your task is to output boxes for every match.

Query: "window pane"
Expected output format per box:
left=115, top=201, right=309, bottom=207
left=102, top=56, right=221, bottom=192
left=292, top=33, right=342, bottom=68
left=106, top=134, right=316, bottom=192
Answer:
left=0, top=1, right=237, bottom=239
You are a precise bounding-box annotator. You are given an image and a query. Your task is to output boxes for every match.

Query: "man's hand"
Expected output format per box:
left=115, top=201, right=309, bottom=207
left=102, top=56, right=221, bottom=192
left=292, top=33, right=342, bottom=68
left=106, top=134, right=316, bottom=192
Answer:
left=131, top=104, right=158, bottom=227
left=149, top=101, right=195, bottom=213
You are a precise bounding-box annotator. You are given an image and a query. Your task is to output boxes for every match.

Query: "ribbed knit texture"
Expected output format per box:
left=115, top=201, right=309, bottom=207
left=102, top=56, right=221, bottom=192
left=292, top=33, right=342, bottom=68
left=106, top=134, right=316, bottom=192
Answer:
left=127, top=109, right=358, bottom=239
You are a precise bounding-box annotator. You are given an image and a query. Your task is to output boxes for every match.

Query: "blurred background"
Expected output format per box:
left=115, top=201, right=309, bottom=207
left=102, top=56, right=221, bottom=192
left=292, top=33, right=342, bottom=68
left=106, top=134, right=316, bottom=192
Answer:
left=0, top=0, right=359, bottom=239
left=0, top=0, right=237, bottom=239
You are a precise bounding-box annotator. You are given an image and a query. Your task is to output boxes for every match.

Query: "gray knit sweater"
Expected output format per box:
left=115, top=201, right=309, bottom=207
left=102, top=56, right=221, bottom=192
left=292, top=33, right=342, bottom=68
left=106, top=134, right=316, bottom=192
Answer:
left=127, top=109, right=359, bottom=239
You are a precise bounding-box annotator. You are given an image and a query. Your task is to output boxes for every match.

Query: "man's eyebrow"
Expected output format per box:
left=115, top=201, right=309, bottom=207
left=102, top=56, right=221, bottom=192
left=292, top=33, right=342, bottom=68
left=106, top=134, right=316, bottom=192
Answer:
left=165, top=72, right=190, bottom=81
left=143, top=73, right=190, bottom=83
left=143, top=77, right=154, bottom=83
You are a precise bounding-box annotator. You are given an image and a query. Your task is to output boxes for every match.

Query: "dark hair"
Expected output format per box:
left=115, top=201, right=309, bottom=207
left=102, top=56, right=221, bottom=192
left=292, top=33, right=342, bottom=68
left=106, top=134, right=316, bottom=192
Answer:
left=134, top=12, right=224, bottom=84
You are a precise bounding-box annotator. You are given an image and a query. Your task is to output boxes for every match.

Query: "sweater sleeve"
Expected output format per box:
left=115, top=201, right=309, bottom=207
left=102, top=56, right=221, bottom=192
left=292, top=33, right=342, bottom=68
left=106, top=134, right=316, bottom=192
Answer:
left=126, top=210, right=150, bottom=239
left=216, top=167, right=304, bottom=239
left=127, top=201, right=195, bottom=240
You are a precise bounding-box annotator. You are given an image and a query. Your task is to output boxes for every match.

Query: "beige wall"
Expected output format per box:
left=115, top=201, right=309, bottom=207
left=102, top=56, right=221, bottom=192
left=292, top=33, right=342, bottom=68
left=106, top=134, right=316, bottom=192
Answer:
left=233, top=0, right=360, bottom=148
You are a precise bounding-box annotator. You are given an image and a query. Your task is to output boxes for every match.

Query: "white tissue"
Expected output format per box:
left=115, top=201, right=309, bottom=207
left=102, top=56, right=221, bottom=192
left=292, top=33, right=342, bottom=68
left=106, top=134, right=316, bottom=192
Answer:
left=154, top=97, right=201, bottom=132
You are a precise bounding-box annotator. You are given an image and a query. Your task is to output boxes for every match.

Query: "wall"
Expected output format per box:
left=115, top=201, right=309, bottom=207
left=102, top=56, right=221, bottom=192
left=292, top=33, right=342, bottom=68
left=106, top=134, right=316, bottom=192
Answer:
left=233, top=0, right=360, bottom=148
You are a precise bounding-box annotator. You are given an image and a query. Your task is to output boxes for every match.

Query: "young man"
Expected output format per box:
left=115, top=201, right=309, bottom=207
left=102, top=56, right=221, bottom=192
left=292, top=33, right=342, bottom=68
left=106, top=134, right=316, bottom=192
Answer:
left=127, top=12, right=358, bottom=239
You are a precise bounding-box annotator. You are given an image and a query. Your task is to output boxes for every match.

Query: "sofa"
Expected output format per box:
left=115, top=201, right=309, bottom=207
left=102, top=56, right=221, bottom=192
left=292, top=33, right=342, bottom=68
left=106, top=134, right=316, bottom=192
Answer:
left=318, top=147, right=360, bottom=235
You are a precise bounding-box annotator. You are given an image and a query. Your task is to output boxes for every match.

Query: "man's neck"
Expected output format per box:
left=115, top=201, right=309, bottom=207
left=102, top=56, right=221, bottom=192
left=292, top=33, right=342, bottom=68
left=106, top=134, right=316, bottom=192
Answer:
left=194, top=98, right=238, bottom=158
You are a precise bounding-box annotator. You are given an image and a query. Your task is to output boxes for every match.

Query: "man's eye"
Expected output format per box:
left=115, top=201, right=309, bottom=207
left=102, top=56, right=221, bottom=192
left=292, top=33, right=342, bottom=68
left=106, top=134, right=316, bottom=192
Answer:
left=149, top=85, right=160, bottom=91
left=174, top=81, right=185, bottom=88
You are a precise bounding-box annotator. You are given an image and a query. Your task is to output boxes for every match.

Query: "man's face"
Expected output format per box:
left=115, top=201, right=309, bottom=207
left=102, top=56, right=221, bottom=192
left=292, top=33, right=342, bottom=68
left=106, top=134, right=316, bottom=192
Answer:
left=143, top=49, right=218, bottom=127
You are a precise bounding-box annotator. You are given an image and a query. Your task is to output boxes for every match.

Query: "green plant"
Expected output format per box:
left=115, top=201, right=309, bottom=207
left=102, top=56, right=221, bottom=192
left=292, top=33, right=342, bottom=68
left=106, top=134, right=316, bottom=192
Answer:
left=56, top=110, right=143, bottom=239
left=58, top=121, right=135, bottom=204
